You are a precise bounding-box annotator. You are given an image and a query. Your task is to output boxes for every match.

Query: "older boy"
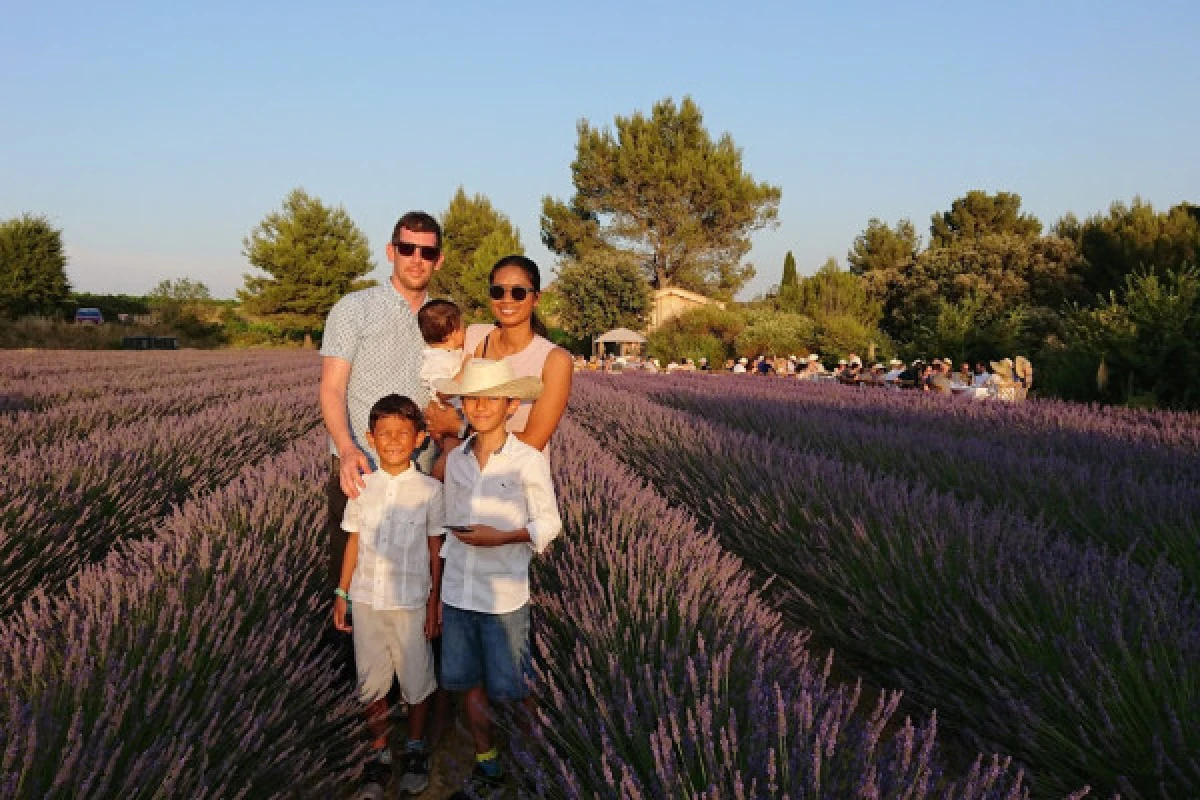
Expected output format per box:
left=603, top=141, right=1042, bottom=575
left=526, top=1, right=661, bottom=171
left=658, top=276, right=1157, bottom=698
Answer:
left=434, top=359, right=563, bottom=798
left=333, top=394, right=444, bottom=798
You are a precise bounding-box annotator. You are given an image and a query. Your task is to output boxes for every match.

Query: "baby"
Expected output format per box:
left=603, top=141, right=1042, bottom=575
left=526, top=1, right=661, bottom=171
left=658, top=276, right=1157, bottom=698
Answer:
left=418, top=298, right=466, bottom=411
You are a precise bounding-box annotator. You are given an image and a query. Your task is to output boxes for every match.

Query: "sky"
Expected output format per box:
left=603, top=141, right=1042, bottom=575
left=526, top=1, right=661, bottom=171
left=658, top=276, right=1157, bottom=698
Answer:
left=2, top=0, right=1198, bottom=300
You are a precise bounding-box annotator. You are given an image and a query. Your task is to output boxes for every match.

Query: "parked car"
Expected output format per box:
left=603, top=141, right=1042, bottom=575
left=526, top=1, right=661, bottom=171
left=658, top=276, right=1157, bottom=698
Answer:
left=74, top=308, right=104, bottom=325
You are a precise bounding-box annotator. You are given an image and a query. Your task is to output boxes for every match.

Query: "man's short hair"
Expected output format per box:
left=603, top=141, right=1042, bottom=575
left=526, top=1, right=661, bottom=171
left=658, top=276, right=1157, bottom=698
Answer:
left=392, top=211, right=442, bottom=248
left=417, top=299, right=462, bottom=346
left=368, top=394, right=426, bottom=433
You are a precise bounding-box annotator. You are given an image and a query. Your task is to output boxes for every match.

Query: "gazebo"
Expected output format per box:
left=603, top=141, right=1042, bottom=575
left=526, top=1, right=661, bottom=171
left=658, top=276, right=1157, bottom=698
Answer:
left=593, top=327, right=647, bottom=358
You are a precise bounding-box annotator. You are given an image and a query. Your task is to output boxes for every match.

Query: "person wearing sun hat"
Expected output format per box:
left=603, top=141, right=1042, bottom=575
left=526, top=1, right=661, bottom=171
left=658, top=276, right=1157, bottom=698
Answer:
left=433, top=358, right=562, bottom=797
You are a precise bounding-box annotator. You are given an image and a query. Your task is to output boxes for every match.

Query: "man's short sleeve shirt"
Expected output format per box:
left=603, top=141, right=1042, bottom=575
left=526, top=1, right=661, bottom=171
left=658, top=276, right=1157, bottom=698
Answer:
left=320, top=283, right=429, bottom=465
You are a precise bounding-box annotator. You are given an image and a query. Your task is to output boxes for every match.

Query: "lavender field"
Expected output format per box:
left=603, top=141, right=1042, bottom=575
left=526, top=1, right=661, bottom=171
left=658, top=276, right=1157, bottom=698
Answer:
left=2, top=352, right=1195, bottom=798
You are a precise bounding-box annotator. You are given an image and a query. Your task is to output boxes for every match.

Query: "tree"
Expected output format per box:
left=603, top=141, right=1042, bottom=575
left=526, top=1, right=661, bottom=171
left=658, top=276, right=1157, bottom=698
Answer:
left=788, top=258, right=881, bottom=327
left=554, top=250, right=650, bottom=340
left=541, top=96, right=781, bottom=298
left=1057, top=198, right=1200, bottom=298
left=240, top=189, right=374, bottom=329
left=847, top=218, right=920, bottom=276
left=930, top=190, right=1042, bottom=247
left=781, top=251, right=798, bottom=289
left=149, top=277, right=212, bottom=321
left=735, top=310, right=816, bottom=358
left=434, top=188, right=524, bottom=316
left=0, top=213, right=70, bottom=317
left=877, top=233, right=1082, bottom=346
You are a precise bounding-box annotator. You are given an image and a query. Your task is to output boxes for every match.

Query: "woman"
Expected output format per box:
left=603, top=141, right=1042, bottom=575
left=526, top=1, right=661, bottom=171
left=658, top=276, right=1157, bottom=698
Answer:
left=426, top=255, right=572, bottom=467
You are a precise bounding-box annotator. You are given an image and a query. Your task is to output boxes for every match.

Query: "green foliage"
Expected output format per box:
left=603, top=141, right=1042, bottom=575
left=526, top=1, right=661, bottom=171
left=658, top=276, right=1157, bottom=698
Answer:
left=1063, top=266, right=1200, bottom=409
left=906, top=292, right=1027, bottom=365
left=0, top=213, right=71, bottom=317
left=240, top=188, right=375, bottom=329
left=148, top=278, right=225, bottom=344
left=646, top=305, right=747, bottom=364
left=847, top=217, right=920, bottom=277
left=646, top=330, right=727, bottom=367
left=542, top=96, right=780, bottom=297
left=784, top=258, right=881, bottom=326
left=734, top=310, right=816, bottom=358
left=930, top=190, right=1042, bottom=246
left=881, top=233, right=1083, bottom=347
left=1057, top=198, right=1200, bottom=298
left=554, top=250, right=650, bottom=340
left=434, top=188, right=524, bottom=316
left=814, top=312, right=883, bottom=360
left=781, top=251, right=798, bottom=288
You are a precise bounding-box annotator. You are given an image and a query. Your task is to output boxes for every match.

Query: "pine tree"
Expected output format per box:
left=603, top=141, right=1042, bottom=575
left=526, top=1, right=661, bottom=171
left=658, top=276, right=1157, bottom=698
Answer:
left=240, top=189, right=374, bottom=328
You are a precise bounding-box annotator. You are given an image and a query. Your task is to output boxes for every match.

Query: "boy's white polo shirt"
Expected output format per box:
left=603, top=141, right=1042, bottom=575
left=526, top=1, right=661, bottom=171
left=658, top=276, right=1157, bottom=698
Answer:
left=441, top=433, right=562, bottom=614
left=342, top=464, right=444, bottom=610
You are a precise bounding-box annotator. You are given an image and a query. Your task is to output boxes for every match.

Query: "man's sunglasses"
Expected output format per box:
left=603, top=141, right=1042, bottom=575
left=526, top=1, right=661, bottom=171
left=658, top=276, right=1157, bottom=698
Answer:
left=392, top=241, right=441, bottom=261
left=489, top=285, right=534, bottom=301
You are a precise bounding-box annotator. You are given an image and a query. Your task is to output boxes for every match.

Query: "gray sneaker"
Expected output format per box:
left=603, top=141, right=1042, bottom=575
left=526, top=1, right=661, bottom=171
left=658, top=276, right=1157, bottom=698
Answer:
left=354, top=751, right=393, bottom=800
left=395, top=747, right=431, bottom=795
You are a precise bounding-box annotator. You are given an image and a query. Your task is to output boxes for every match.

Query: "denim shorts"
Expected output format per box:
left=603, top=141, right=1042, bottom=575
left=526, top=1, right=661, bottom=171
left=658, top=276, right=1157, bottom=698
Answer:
left=440, top=603, right=532, bottom=701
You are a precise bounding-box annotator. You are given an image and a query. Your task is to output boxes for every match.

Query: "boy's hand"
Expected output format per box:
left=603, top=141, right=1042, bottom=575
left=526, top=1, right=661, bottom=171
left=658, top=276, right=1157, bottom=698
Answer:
left=333, top=595, right=352, bottom=632
left=424, top=595, right=441, bottom=639
left=424, top=401, right=462, bottom=439
left=451, top=524, right=510, bottom=547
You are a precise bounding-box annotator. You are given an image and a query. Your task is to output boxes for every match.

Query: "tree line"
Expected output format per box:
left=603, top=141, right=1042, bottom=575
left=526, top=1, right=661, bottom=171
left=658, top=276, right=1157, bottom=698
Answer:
left=3, top=96, right=1196, bottom=407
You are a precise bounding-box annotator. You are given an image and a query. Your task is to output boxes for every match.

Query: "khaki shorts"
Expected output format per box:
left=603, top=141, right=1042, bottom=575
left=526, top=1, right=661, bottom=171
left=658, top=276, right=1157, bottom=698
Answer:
left=351, top=602, right=437, bottom=705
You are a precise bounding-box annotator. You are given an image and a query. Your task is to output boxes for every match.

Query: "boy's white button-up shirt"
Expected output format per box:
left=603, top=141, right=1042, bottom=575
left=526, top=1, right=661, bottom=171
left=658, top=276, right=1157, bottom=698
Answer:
left=342, top=465, right=445, bottom=610
left=441, top=433, right=562, bottom=614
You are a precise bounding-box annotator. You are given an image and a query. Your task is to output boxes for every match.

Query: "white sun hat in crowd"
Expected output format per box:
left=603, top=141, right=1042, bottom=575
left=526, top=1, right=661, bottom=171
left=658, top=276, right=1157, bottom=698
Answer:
left=434, top=358, right=543, bottom=399
left=849, top=355, right=862, bottom=366
left=738, top=357, right=749, bottom=364
left=808, top=353, right=820, bottom=361
left=890, top=358, right=904, bottom=366
left=838, top=359, right=848, bottom=365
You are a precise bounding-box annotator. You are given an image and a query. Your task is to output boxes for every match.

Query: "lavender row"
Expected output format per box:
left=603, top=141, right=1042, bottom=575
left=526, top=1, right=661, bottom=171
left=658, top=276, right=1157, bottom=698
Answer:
left=617, top=373, right=1200, bottom=481
left=0, top=431, right=363, bottom=799
left=0, top=350, right=319, bottom=412
left=0, top=384, right=322, bottom=613
left=0, top=367, right=319, bottom=453
left=611, top=373, right=1200, bottom=587
left=509, top=419, right=1043, bottom=799
left=569, top=379, right=1199, bottom=798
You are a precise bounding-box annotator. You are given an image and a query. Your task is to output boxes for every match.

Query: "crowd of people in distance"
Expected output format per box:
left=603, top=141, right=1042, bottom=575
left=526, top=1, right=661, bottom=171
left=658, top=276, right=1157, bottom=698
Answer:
left=578, top=351, right=1033, bottom=398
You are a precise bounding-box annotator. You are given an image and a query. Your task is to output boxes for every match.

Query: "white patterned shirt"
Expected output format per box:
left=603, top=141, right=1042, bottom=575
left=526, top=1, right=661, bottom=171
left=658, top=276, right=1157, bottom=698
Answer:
left=342, top=465, right=444, bottom=610
left=441, top=433, right=562, bottom=614
left=320, top=284, right=429, bottom=467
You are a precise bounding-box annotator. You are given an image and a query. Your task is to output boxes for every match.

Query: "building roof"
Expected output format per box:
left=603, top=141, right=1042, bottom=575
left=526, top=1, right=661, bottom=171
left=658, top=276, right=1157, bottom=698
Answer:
left=594, top=327, right=648, bottom=343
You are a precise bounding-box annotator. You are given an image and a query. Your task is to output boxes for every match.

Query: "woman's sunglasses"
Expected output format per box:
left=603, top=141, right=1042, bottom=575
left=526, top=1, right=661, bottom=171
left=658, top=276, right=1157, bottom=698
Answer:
left=392, top=241, right=441, bottom=261
left=489, top=285, right=534, bottom=301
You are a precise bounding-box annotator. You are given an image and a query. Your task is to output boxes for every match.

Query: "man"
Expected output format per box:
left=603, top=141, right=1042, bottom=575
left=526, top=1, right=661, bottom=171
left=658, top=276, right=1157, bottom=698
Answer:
left=318, top=210, right=460, bottom=798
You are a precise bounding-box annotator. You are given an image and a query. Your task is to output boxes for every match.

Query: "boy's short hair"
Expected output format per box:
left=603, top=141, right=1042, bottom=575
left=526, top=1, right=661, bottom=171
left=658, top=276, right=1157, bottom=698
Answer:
left=418, top=299, right=463, bottom=345
left=392, top=211, right=442, bottom=248
left=368, top=394, right=426, bottom=433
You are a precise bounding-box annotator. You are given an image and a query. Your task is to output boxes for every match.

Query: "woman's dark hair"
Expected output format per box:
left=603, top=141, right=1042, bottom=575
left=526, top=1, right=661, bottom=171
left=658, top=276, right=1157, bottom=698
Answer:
left=368, top=394, right=426, bottom=433
left=489, top=255, right=549, bottom=338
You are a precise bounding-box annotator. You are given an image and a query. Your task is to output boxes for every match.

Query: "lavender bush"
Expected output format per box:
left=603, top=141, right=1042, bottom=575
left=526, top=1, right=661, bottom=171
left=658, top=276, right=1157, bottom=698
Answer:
left=612, top=374, right=1200, bottom=588
left=570, top=376, right=1199, bottom=798
left=0, top=384, right=322, bottom=612
left=0, top=431, right=363, bottom=799
left=512, top=420, right=1038, bottom=798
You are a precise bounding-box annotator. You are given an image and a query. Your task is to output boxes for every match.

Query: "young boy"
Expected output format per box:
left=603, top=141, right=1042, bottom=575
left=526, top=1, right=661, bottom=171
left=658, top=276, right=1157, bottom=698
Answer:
left=418, top=299, right=466, bottom=419
left=433, top=359, right=562, bottom=798
left=333, top=394, right=444, bottom=799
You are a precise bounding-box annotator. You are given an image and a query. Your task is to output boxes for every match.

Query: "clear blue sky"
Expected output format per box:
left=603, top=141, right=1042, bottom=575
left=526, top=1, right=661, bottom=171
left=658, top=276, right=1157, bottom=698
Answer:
left=2, top=0, right=1197, bottom=300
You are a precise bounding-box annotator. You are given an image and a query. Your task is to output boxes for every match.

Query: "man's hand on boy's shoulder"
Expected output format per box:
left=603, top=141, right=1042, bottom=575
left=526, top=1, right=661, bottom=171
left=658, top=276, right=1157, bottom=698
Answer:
left=450, top=524, right=528, bottom=547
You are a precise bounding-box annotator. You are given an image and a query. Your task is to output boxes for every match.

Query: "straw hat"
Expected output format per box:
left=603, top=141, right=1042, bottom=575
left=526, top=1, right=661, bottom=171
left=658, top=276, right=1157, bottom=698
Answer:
left=889, top=358, right=903, bottom=366
left=807, top=353, right=820, bottom=361
left=434, top=358, right=542, bottom=399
